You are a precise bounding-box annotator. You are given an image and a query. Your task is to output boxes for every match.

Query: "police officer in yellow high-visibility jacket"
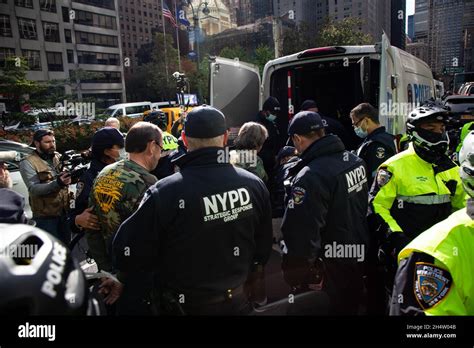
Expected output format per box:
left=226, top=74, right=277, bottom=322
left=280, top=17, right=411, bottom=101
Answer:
left=369, top=106, right=467, bottom=265
left=390, top=131, right=474, bottom=315
left=144, top=110, right=179, bottom=179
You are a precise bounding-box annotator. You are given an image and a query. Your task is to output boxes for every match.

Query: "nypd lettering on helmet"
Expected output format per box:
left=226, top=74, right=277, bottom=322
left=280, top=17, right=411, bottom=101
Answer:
left=202, top=188, right=253, bottom=224
left=346, top=165, right=367, bottom=193
left=41, top=242, right=68, bottom=298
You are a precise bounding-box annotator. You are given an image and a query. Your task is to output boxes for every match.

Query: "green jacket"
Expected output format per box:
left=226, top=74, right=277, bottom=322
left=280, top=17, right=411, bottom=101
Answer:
left=230, top=150, right=268, bottom=182
left=87, top=159, right=157, bottom=271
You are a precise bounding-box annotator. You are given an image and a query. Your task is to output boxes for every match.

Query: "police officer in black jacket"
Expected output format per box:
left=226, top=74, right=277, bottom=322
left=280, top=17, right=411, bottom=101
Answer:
left=281, top=111, right=370, bottom=315
left=350, top=103, right=397, bottom=188
left=113, top=105, right=273, bottom=315
left=257, top=96, right=283, bottom=178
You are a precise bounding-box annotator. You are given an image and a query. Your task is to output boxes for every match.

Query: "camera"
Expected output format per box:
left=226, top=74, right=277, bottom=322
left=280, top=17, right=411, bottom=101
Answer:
left=60, top=150, right=91, bottom=184
left=173, top=71, right=188, bottom=91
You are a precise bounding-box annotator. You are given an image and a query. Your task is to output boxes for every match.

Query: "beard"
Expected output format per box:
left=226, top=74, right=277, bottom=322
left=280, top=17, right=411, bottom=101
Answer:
left=39, top=144, right=56, bottom=155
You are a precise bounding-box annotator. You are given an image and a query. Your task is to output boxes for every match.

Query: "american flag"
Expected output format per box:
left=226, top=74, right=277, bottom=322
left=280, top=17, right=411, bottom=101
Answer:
left=162, top=2, right=178, bottom=27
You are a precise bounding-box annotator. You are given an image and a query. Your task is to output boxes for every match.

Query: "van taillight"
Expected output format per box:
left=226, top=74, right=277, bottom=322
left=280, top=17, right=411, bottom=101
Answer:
left=297, top=47, right=347, bottom=59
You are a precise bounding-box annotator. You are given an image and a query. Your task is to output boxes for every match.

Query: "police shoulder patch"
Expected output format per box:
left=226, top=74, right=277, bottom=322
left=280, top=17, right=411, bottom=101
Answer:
left=292, top=187, right=306, bottom=205
left=376, top=169, right=392, bottom=187
left=414, top=262, right=452, bottom=310
left=375, top=147, right=386, bottom=159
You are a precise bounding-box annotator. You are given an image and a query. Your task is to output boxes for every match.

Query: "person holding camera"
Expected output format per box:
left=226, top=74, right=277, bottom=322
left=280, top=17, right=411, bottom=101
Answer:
left=19, top=129, right=71, bottom=242
left=68, top=127, right=124, bottom=235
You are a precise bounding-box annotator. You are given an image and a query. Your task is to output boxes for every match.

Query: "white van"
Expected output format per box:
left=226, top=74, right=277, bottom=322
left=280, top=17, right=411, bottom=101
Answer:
left=210, top=34, right=434, bottom=142
left=104, top=101, right=152, bottom=118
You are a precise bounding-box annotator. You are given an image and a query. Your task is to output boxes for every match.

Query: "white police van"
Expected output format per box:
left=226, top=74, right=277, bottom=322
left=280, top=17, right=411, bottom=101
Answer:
left=210, top=34, right=435, bottom=141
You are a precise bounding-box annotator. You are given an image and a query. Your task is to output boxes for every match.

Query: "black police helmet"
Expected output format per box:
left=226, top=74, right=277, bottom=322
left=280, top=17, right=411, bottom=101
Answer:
left=0, top=224, right=88, bottom=315
left=406, top=105, right=450, bottom=154
left=406, top=105, right=449, bottom=130
left=144, top=110, right=168, bottom=131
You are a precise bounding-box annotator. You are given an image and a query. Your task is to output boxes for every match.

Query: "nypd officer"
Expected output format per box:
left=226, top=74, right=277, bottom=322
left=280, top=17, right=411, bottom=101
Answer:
left=350, top=103, right=397, bottom=188
left=144, top=110, right=179, bottom=179
left=281, top=111, right=370, bottom=315
left=113, top=105, right=273, bottom=315
left=369, top=105, right=466, bottom=265
left=390, top=131, right=474, bottom=315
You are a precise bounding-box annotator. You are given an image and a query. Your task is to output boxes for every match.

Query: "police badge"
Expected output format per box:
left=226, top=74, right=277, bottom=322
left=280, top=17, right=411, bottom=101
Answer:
left=376, top=169, right=392, bottom=187
left=375, top=147, right=386, bottom=159
left=414, top=262, right=452, bottom=310
left=292, top=187, right=306, bottom=205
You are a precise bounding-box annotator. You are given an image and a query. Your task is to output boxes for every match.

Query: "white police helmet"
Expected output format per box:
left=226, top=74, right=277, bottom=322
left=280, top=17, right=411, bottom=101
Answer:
left=459, top=131, right=474, bottom=198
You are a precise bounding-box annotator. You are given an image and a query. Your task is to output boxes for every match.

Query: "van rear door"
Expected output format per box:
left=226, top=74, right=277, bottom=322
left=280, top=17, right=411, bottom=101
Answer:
left=210, top=57, right=261, bottom=127
left=379, top=32, right=400, bottom=135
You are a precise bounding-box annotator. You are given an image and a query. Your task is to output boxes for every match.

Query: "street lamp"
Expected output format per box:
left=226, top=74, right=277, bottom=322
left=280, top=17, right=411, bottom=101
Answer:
left=185, top=0, right=210, bottom=72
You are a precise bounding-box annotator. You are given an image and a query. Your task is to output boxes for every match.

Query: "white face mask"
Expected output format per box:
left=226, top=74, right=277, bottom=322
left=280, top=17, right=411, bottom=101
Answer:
left=266, top=114, right=277, bottom=122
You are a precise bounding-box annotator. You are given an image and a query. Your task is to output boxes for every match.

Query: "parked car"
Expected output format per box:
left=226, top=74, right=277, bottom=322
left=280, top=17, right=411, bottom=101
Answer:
left=3, top=108, right=74, bottom=131
left=0, top=139, right=35, bottom=218
left=444, top=95, right=474, bottom=119
left=459, top=82, right=474, bottom=96
left=103, top=102, right=152, bottom=118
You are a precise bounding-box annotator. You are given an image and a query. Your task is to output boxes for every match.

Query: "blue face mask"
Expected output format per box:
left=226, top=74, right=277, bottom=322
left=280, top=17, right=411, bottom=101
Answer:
left=266, top=114, right=277, bottom=122
left=354, top=126, right=368, bottom=139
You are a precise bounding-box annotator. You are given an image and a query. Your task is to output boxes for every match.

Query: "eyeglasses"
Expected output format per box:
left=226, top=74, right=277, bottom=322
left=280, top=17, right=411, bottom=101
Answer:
left=352, top=117, right=365, bottom=127
left=154, top=140, right=164, bottom=151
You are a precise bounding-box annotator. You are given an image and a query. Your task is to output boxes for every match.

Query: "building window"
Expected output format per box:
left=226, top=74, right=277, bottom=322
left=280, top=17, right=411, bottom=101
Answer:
left=0, top=47, right=15, bottom=68
left=81, top=71, right=121, bottom=83
left=43, top=22, right=60, bottom=42
left=15, top=0, right=33, bottom=8
left=62, top=7, right=70, bottom=22
left=64, top=29, right=72, bottom=43
left=67, top=49, right=74, bottom=63
left=75, top=31, right=118, bottom=47
left=0, top=14, right=12, bottom=37
left=18, top=18, right=37, bottom=40
left=77, top=51, right=120, bottom=65
left=75, top=9, right=117, bottom=30
left=22, top=49, right=41, bottom=70
left=72, top=0, right=114, bottom=10
left=46, top=51, right=63, bottom=71
left=40, top=0, right=56, bottom=13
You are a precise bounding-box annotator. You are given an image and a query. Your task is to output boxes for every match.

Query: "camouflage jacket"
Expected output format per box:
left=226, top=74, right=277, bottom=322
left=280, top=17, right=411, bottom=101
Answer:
left=87, top=159, right=157, bottom=271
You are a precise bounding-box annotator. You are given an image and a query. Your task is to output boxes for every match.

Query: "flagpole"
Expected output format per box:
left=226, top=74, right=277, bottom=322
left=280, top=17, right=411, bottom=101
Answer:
left=161, top=0, right=169, bottom=82
left=174, top=0, right=181, bottom=71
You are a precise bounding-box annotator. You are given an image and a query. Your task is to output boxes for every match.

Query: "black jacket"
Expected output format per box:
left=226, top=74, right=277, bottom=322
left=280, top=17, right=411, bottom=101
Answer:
left=356, top=126, right=396, bottom=188
left=68, top=158, right=106, bottom=234
left=282, top=135, right=369, bottom=258
left=281, top=135, right=370, bottom=313
left=271, top=157, right=299, bottom=218
left=113, top=147, right=273, bottom=299
left=257, top=112, right=281, bottom=176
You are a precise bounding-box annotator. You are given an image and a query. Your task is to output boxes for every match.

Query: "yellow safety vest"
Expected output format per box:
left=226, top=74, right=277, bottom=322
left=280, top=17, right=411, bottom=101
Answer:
left=399, top=206, right=474, bottom=315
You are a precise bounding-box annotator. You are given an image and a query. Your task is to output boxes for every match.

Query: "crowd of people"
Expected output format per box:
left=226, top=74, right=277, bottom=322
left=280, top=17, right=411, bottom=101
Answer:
left=0, top=97, right=473, bottom=316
